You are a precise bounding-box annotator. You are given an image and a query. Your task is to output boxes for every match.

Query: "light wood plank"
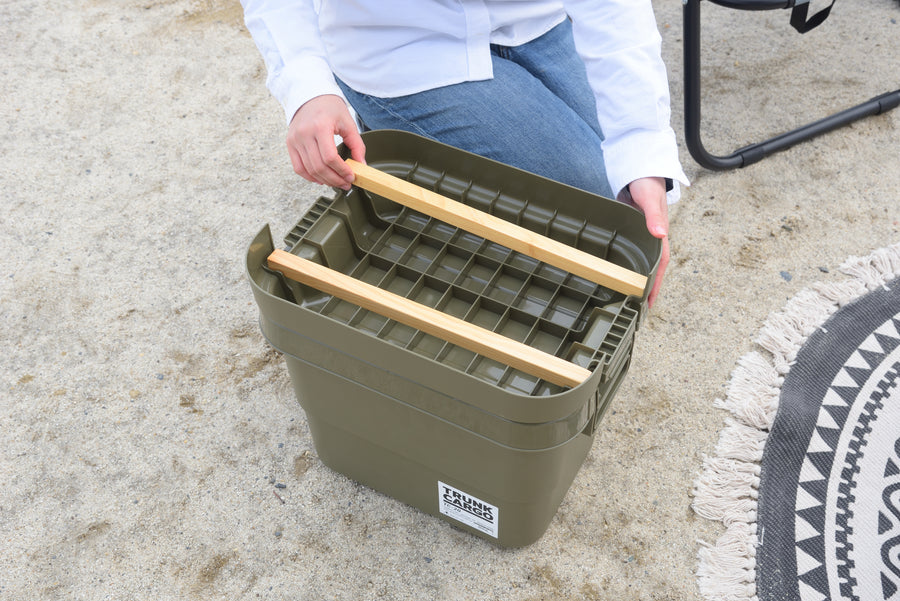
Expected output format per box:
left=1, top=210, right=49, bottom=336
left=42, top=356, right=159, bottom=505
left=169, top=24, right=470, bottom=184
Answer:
left=267, top=249, right=592, bottom=388
left=346, top=159, right=648, bottom=297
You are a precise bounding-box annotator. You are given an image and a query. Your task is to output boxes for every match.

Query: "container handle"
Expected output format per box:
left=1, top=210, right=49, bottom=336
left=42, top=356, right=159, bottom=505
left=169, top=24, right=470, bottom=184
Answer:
left=346, top=159, right=648, bottom=298
left=267, top=249, right=593, bottom=389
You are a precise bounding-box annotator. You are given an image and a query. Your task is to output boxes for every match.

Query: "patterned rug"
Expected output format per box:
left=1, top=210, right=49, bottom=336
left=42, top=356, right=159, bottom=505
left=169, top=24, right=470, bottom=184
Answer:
left=693, top=243, right=900, bottom=601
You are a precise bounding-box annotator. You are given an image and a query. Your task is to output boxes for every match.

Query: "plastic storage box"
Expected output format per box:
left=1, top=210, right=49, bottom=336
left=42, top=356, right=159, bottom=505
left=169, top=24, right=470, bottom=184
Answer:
left=246, top=130, right=661, bottom=547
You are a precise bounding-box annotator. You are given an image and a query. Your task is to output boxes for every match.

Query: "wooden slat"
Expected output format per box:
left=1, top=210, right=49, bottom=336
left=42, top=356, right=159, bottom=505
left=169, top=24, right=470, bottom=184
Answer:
left=267, top=249, right=592, bottom=388
left=346, top=159, right=648, bottom=297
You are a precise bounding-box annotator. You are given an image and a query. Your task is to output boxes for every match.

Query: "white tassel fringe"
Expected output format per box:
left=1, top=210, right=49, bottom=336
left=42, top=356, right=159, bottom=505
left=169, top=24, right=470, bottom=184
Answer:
left=692, top=243, right=900, bottom=601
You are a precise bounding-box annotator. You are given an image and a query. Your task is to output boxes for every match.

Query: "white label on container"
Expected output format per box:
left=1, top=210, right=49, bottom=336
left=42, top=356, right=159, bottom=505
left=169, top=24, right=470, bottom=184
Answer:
left=437, top=481, right=498, bottom=538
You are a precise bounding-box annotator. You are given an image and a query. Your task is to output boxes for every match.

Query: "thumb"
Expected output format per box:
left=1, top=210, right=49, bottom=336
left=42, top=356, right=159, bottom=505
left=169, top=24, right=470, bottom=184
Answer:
left=643, top=206, right=668, bottom=239
left=337, top=120, right=367, bottom=165
left=628, top=178, right=668, bottom=239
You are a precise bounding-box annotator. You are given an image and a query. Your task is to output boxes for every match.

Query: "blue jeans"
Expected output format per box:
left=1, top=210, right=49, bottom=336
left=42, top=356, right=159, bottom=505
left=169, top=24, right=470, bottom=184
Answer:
left=336, top=20, right=612, bottom=198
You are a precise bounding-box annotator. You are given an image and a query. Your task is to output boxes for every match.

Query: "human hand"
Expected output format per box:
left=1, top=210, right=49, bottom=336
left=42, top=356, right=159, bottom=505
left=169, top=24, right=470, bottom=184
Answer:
left=624, top=177, right=669, bottom=307
left=286, top=94, right=366, bottom=190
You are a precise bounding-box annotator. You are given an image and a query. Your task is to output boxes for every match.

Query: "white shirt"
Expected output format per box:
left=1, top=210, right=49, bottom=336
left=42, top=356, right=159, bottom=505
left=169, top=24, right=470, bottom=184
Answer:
left=241, top=0, right=689, bottom=200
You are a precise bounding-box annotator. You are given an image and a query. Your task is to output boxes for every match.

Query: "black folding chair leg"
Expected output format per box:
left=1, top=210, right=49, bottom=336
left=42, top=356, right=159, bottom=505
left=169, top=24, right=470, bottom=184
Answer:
left=682, top=0, right=900, bottom=171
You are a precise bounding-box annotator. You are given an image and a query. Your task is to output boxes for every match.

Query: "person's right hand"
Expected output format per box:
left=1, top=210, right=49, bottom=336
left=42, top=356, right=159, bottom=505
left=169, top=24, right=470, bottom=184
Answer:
left=286, top=94, right=366, bottom=190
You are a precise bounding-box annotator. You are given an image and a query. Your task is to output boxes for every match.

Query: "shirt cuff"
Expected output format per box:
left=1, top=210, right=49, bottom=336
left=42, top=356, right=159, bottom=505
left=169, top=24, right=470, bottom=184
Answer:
left=603, top=127, right=690, bottom=204
left=270, top=56, right=347, bottom=125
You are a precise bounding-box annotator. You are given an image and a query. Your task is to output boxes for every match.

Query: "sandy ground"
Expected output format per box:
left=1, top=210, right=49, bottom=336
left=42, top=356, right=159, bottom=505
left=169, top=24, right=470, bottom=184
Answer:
left=1, top=0, right=898, bottom=599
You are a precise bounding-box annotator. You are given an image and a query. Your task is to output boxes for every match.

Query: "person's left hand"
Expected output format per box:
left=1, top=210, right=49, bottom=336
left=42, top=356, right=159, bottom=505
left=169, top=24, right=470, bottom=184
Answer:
left=624, top=177, right=669, bottom=307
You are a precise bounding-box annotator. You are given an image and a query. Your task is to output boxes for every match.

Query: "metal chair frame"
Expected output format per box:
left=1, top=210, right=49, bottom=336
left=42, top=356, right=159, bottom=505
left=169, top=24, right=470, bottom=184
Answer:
left=682, top=0, right=900, bottom=170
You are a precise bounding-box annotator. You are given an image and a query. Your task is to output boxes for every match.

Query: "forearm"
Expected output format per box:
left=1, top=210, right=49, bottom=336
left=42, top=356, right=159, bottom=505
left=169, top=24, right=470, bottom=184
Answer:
left=240, top=0, right=345, bottom=123
left=565, top=0, right=688, bottom=199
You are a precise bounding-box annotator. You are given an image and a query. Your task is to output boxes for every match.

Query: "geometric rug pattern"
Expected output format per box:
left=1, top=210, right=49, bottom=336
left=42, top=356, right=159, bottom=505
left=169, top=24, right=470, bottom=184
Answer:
left=692, top=243, right=900, bottom=601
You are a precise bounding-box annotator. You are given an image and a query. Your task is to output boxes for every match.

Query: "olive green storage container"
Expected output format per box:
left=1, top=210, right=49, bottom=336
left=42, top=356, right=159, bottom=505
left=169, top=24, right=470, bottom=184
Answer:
left=246, top=130, right=660, bottom=547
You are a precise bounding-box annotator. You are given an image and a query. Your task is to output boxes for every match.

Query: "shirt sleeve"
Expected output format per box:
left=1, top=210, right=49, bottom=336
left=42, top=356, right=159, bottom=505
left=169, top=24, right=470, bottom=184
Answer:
left=240, top=0, right=346, bottom=124
left=564, top=0, right=689, bottom=202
